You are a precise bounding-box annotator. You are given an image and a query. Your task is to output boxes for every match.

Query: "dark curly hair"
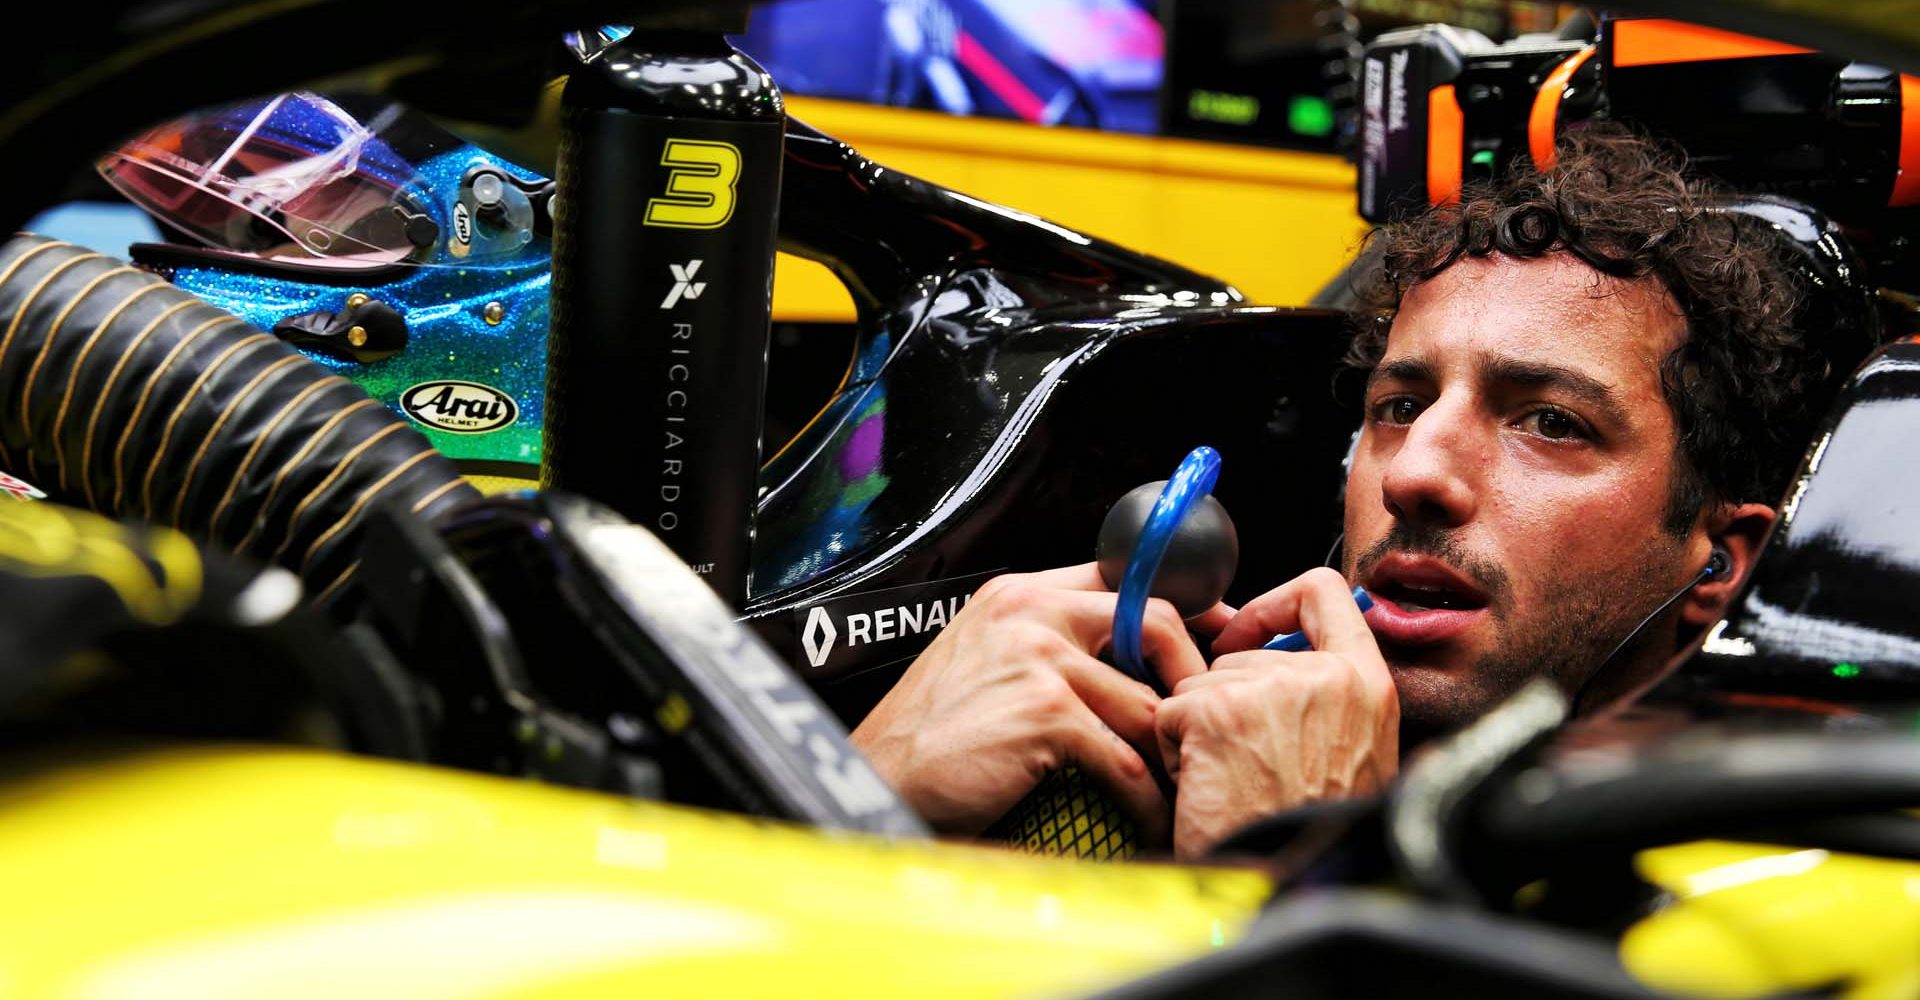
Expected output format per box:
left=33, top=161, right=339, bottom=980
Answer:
left=1348, top=126, right=1843, bottom=534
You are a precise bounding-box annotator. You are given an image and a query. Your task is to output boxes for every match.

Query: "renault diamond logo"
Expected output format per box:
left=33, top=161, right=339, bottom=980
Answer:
left=661, top=258, right=707, bottom=309
left=802, top=605, right=838, bottom=668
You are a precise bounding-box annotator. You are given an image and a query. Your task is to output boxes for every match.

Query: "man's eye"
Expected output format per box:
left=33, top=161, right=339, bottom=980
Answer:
left=1525, top=408, right=1583, bottom=440
left=1378, top=397, right=1422, bottom=425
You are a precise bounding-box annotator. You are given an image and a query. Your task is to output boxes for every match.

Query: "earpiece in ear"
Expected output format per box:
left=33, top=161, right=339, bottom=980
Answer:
left=1588, top=541, right=1738, bottom=694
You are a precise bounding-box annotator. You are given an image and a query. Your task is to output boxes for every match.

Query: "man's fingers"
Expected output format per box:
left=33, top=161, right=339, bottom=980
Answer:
left=968, top=579, right=1120, bottom=654
left=1060, top=655, right=1160, bottom=751
left=1211, top=583, right=1304, bottom=654
left=1018, top=562, right=1112, bottom=592
left=1140, top=598, right=1208, bottom=690
left=1154, top=690, right=1193, bottom=782
left=1186, top=601, right=1236, bottom=636
left=1038, top=592, right=1206, bottom=688
left=961, top=567, right=1113, bottom=637
left=1213, top=568, right=1372, bottom=656
left=975, top=571, right=1209, bottom=695
left=1058, top=703, right=1170, bottom=845
left=1172, top=656, right=1264, bottom=691
left=1292, top=570, right=1377, bottom=661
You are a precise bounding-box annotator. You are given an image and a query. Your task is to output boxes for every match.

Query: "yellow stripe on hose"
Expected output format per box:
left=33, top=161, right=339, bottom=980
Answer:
left=168, top=353, right=306, bottom=527
left=231, top=398, right=381, bottom=557
left=305, top=476, right=472, bottom=606
left=205, top=375, right=349, bottom=538
left=108, top=315, right=247, bottom=511
left=0, top=251, right=103, bottom=382
left=138, top=333, right=274, bottom=517
left=19, top=264, right=141, bottom=441
left=79, top=298, right=198, bottom=507
left=265, top=422, right=406, bottom=564
left=0, top=240, right=75, bottom=358
left=0, top=251, right=105, bottom=470
left=50, top=282, right=170, bottom=492
left=19, top=266, right=146, bottom=481
left=311, top=558, right=359, bottom=607
left=0, top=239, right=72, bottom=276
left=297, top=447, right=437, bottom=573
left=409, top=477, right=467, bottom=514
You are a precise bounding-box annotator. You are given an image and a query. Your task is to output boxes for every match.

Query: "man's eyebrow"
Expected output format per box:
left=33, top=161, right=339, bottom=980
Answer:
left=1368, top=357, right=1435, bottom=388
left=1478, top=356, right=1630, bottom=425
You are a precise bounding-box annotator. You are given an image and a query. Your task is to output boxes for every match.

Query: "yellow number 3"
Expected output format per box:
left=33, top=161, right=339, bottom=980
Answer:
left=644, top=138, right=742, bottom=229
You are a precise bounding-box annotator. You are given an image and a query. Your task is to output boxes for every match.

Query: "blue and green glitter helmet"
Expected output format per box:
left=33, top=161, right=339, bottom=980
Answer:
left=100, top=91, right=552, bottom=490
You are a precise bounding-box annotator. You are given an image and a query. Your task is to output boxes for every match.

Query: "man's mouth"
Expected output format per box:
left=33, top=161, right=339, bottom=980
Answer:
left=1375, top=582, right=1477, bottom=612
left=1364, top=555, right=1492, bottom=646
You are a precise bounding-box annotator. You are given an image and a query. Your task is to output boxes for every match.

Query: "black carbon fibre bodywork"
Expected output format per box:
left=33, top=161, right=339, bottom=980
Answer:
left=738, top=123, right=1359, bottom=697
left=745, top=302, right=1361, bottom=692
left=1655, top=335, right=1920, bottom=705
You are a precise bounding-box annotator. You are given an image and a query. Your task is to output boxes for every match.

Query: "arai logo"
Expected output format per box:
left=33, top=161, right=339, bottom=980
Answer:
left=452, top=201, right=473, bottom=246
left=401, top=380, right=517, bottom=434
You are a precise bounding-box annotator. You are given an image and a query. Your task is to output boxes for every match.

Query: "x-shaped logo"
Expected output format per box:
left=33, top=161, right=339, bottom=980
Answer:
left=661, top=259, right=707, bottom=309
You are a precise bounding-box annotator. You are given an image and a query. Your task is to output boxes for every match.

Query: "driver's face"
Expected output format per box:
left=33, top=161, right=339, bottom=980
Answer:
left=1343, top=253, right=1701, bottom=741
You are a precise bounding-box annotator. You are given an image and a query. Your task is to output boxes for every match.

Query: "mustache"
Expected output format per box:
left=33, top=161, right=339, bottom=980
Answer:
left=1352, top=520, right=1510, bottom=600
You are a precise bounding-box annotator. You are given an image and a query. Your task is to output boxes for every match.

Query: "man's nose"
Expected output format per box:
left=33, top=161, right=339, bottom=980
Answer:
left=1379, top=400, right=1481, bottom=528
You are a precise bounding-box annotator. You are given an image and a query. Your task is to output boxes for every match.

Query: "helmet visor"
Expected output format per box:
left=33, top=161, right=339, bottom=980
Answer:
left=99, top=92, right=447, bottom=269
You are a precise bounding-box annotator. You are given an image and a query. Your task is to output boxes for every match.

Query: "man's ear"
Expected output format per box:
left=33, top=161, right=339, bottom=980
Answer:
left=1682, top=502, right=1775, bottom=627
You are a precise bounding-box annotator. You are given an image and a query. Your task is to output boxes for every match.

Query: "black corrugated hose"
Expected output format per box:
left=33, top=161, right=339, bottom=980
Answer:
left=0, top=234, right=477, bottom=604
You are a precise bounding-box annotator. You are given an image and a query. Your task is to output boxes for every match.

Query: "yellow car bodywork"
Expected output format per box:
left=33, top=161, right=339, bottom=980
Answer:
left=8, top=744, right=1920, bottom=999
left=0, top=744, right=1271, bottom=1000
left=1622, top=840, right=1920, bottom=999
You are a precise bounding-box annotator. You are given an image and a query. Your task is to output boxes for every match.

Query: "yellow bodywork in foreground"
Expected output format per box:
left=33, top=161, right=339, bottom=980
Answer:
left=0, top=745, right=1271, bottom=1000
left=1622, top=840, right=1920, bottom=999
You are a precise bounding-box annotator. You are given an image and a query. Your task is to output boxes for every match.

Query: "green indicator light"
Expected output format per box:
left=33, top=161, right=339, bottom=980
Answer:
left=1189, top=89, right=1262, bottom=127
left=1288, top=95, right=1334, bottom=137
left=1834, top=662, right=1862, bottom=678
left=1471, top=149, right=1496, bottom=167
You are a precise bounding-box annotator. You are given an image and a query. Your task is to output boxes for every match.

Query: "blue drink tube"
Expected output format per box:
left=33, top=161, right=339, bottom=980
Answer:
left=1110, top=446, right=1221, bottom=687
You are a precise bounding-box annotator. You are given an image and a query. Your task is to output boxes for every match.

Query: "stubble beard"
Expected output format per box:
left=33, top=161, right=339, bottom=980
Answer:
left=1349, top=522, right=1686, bottom=748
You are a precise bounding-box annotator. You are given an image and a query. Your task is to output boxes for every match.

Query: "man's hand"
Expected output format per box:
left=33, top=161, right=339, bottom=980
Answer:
left=1157, top=567, right=1399, bottom=859
left=849, top=563, right=1213, bottom=843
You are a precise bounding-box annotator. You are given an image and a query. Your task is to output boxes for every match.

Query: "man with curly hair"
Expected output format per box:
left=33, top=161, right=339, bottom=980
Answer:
left=850, top=127, right=1855, bottom=858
